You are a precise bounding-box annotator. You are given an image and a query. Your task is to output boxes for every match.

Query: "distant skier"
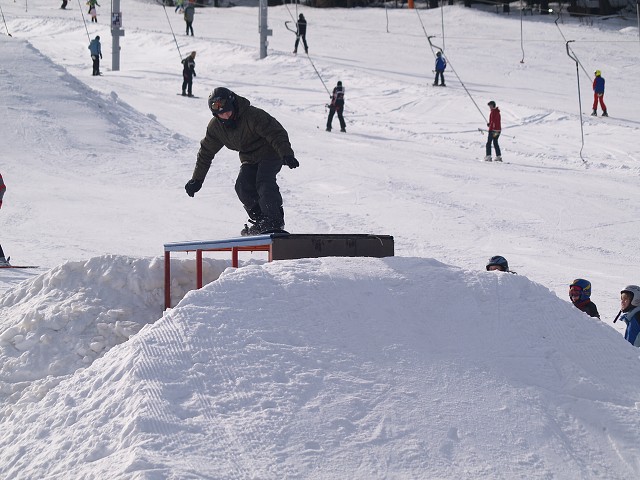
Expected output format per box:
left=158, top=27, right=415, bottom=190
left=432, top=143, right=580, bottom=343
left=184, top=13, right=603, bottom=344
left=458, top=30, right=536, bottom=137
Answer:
left=484, top=100, right=502, bottom=162
left=181, top=51, right=196, bottom=97
left=60, top=0, right=68, bottom=9
left=326, top=81, right=346, bottom=133
left=88, top=35, right=102, bottom=76
left=569, top=279, right=600, bottom=318
left=433, top=51, right=446, bottom=87
left=617, top=285, right=640, bottom=347
left=0, top=172, right=9, bottom=266
left=293, top=13, right=308, bottom=54
left=184, top=87, right=299, bottom=236
left=184, top=2, right=195, bottom=36
left=592, top=70, right=607, bottom=117
left=174, top=0, right=184, bottom=13
left=86, top=0, right=100, bottom=16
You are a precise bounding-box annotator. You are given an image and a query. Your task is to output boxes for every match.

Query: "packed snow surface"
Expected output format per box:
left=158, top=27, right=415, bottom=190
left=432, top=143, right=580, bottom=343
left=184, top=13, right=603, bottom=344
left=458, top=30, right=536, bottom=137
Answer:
left=1, top=1, right=640, bottom=478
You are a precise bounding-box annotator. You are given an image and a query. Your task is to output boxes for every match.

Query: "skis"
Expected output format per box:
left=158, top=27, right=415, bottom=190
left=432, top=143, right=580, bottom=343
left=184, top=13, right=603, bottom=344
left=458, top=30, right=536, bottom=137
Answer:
left=0, top=265, right=39, bottom=269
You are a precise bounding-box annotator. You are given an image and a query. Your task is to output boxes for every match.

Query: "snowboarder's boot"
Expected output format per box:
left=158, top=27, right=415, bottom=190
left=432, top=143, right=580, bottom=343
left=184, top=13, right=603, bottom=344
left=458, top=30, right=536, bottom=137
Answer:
left=0, top=256, right=11, bottom=267
left=494, top=156, right=503, bottom=162
left=340, top=128, right=346, bottom=133
left=241, top=217, right=286, bottom=236
left=591, top=110, right=597, bottom=116
left=602, top=110, right=608, bottom=117
left=484, top=155, right=492, bottom=162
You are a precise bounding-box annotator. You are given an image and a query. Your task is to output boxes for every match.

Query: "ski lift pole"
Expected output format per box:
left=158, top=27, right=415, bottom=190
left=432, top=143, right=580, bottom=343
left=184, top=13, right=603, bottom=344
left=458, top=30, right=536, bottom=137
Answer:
left=306, top=54, right=331, bottom=96
left=0, top=2, right=12, bottom=37
left=428, top=36, right=487, bottom=123
left=566, top=40, right=586, bottom=164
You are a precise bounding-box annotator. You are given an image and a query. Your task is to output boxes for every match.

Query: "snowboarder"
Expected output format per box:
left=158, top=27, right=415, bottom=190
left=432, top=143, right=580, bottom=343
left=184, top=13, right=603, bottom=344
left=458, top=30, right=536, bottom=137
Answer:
left=293, top=13, right=308, bottom=54
left=88, top=35, right=102, bottom=76
left=569, top=279, right=600, bottom=318
left=484, top=100, right=502, bottom=162
left=433, top=51, right=446, bottom=86
left=0, top=172, right=9, bottom=266
left=326, top=81, right=346, bottom=133
left=181, top=51, right=196, bottom=97
left=485, top=255, right=516, bottom=274
left=184, top=87, right=299, bottom=236
left=184, top=2, right=195, bottom=36
left=89, top=5, right=98, bottom=23
left=616, top=285, right=640, bottom=347
left=174, top=0, right=184, bottom=13
left=592, top=70, right=607, bottom=117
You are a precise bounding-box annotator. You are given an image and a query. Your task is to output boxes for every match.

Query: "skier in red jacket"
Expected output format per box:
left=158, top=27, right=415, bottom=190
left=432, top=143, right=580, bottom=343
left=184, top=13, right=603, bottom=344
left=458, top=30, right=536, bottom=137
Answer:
left=484, top=100, right=502, bottom=162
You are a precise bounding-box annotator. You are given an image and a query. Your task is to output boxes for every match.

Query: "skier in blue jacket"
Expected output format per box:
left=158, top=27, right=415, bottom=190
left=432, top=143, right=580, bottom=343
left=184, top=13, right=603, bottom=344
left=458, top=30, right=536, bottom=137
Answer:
left=616, top=285, right=640, bottom=347
left=433, top=51, right=446, bottom=87
left=88, top=35, right=102, bottom=76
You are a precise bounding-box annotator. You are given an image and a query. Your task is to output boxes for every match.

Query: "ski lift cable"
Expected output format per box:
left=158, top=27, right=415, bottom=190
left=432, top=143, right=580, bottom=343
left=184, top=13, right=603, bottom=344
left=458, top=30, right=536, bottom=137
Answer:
left=428, top=35, right=488, bottom=124
left=555, top=12, right=591, bottom=83
left=0, top=2, right=12, bottom=37
left=77, top=0, right=91, bottom=42
left=158, top=0, right=182, bottom=61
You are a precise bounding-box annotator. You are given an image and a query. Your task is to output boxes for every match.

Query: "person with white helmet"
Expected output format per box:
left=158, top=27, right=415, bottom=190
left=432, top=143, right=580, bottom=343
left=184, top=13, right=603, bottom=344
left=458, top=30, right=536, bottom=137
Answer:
left=615, top=285, right=640, bottom=347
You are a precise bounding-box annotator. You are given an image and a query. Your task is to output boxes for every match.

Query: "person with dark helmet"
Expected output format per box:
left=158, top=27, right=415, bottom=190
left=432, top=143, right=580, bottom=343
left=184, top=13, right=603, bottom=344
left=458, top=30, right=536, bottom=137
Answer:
left=293, top=13, right=308, bottom=55
left=569, top=279, right=600, bottom=318
left=433, top=51, right=446, bottom=87
left=485, top=255, right=516, bottom=274
left=326, top=81, right=346, bottom=133
left=615, top=285, right=640, bottom=347
left=184, top=87, right=299, bottom=236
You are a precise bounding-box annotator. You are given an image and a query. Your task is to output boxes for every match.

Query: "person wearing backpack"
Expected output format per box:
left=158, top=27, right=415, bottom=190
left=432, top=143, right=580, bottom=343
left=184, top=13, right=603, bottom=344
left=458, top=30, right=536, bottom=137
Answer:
left=181, top=51, right=196, bottom=97
left=326, top=81, right=346, bottom=133
left=433, top=51, right=446, bottom=87
left=615, top=285, right=640, bottom=347
left=569, top=279, right=600, bottom=318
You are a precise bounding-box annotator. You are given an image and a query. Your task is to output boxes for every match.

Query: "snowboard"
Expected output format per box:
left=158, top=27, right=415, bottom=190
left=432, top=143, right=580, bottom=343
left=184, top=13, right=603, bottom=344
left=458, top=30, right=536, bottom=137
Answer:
left=177, top=94, right=200, bottom=98
left=240, top=226, right=289, bottom=237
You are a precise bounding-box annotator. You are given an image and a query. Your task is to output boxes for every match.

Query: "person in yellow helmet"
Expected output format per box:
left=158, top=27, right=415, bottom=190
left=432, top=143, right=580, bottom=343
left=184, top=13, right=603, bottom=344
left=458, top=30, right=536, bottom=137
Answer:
left=592, top=70, right=607, bottom=117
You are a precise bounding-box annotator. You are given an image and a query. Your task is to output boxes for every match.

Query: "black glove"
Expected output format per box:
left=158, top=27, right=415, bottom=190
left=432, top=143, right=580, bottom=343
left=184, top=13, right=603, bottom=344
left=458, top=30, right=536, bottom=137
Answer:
left=185, top=179, right=203, bottom=197
left=282, top=155, right=299, bottom=169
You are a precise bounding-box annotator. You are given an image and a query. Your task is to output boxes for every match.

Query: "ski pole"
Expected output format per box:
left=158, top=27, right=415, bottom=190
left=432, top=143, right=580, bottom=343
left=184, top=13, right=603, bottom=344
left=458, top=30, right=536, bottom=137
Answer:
left=478, top=128, right=515, bottom=139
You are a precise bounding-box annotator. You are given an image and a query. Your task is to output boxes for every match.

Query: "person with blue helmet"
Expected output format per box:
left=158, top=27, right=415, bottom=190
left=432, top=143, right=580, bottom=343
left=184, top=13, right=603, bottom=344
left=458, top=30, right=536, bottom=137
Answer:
left=569, top=279, right=600, bottom=318
left=615, top=285, right=640, bottom=347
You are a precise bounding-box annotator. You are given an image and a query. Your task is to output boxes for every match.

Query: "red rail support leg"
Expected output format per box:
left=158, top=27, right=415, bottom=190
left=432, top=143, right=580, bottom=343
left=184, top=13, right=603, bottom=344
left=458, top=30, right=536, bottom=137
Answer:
left=196, top=249, right=203, bottom=289
left=232, top=247, right=239, bottom=268
left=165, top=250, right=171, bottom=310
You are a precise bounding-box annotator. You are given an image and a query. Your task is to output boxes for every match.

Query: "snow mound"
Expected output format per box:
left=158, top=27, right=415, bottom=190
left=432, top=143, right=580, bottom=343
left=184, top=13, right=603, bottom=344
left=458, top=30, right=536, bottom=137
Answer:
left=0, top=255, right=229, bottom=409
left=1, top=256, right=640, bottom=479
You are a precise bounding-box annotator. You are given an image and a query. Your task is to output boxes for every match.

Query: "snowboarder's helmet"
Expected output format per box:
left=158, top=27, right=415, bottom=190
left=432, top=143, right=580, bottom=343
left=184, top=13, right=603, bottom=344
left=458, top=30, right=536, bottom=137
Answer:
left=488, top=100, right=496, bottom=108
left=621, top=285, right=640, bottom=307
left=208, top=87, right=236, bottom=117
left=337, top=81, right=342, bottom=86
left=569, top=279, right=591, bottom=302
left=486, top=255, right=509, bottom=272
left=594, top=70, right=601, bottom=76
left=436, top=51, right=442, bottom=56
left=95, top=35, right=100, bottom=40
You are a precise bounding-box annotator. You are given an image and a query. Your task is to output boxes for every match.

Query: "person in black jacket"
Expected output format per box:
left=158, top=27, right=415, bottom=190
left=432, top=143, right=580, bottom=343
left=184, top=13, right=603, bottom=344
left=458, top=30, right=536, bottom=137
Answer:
left=569, top=278, right=600, bottom=318
left=293, top=14, right=308, bottom=54
left=326, top=81, right=346, bottom=133
left=0, top=172, right=9, bottom=266
left=181, top=51, right=196, bottom=97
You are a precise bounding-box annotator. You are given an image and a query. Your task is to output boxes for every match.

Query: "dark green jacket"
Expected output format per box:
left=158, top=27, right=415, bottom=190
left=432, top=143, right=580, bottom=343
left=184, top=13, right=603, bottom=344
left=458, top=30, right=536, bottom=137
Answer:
left=192, top=95, right=294, bottom=182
